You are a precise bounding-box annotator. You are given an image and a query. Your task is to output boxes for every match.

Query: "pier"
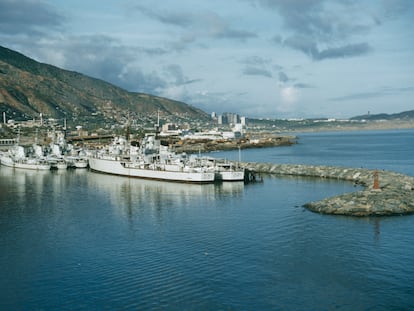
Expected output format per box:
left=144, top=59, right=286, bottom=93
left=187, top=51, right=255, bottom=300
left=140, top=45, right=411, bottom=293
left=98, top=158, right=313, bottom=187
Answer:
left=242, top=162, right=414, bottom=216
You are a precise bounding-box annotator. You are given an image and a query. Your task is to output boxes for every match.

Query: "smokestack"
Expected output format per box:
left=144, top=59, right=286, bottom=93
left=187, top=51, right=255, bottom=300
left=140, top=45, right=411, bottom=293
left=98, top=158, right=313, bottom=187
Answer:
left=2, top=112, right=5, bottom=124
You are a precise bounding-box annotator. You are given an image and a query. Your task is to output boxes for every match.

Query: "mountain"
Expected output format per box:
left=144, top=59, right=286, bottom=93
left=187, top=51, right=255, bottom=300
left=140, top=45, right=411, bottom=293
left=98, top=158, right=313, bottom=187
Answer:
left=0, top=45, right=209, bottom=127
left=350, top=110, right=414, bottom=121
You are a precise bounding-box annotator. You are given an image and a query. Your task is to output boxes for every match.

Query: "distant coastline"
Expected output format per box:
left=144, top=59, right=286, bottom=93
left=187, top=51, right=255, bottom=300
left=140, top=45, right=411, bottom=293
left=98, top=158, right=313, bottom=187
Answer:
left=280, top=120, right=414, bottom=135
left=189, top=120, right=414, bottom=154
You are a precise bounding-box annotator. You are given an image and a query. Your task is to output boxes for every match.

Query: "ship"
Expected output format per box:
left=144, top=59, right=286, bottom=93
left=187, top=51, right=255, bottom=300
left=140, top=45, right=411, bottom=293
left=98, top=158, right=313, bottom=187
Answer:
left=64, top=156, right=89, bottom=168
left=88, top=135, right=215, bottom=183
left=214, top=162, right=245, bottom=181
left=0, top=145, right=51, bottom=170
left=194, top=156, right=245, bottom=181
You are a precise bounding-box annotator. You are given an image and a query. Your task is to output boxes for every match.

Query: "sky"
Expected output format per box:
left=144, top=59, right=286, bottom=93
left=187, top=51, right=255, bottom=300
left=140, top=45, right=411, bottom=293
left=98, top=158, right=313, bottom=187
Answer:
left=1, top=0, right=414, bottom=119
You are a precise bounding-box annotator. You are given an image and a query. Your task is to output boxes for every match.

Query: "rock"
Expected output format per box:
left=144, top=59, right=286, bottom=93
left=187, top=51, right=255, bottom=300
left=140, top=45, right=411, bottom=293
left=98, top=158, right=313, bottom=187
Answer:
left=242, top=161, right=414, bottom=216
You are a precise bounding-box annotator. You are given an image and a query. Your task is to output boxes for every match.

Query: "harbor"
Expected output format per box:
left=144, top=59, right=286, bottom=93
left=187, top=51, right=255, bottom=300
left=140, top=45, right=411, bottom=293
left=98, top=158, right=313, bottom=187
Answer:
left=1, top=129, right=414, bottom=215
left=0, top=131, right=247, bottom=183
left=1, top=129, right=414, bottom=310
left=1, top=3, right=414, bottom=307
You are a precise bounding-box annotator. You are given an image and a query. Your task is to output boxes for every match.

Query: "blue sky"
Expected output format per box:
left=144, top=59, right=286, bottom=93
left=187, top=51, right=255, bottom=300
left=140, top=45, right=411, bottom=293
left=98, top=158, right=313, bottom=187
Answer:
left=1, top=0, right=413, bottom=118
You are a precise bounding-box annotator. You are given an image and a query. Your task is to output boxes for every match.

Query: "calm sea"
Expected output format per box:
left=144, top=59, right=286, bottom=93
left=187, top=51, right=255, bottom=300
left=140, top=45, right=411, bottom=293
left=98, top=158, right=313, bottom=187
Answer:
left=1, top=129, right=413, bottom=310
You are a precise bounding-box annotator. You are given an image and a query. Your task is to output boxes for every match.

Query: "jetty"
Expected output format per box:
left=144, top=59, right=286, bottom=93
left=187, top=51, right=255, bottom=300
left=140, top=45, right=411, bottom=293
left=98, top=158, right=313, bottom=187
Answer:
left=242, top=162, right=414, bottom=216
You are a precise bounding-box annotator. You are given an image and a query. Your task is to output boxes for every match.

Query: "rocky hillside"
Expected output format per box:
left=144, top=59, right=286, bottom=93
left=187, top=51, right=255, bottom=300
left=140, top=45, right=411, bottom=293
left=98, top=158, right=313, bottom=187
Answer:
left=0, top=45, right=209, bottom=127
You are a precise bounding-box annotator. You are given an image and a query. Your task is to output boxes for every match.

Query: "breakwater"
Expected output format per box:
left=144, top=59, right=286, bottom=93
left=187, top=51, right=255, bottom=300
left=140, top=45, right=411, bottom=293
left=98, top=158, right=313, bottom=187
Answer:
left=242, top=162, right=414, bottom=216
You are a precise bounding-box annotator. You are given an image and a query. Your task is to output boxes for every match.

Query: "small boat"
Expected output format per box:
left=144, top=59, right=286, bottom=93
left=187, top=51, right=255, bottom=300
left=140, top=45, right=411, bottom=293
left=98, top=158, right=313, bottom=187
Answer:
left=194, top=157, right=245, bottom=181
left=47, top=158, right=68, bottom=170
left=64, top=156, right=89, bottom=168
left=214, top=162, right=245, bottom=182
left=74, top=158, right=88, bottom=168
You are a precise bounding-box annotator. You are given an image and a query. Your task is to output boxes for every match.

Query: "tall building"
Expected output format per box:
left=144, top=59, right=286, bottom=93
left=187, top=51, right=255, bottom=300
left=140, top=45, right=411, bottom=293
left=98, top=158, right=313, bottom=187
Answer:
left=240, top=116, right=246, bottom=126
left=218, top=114, right=228, bottom=125
left=217, top=112, right=242, bottom=125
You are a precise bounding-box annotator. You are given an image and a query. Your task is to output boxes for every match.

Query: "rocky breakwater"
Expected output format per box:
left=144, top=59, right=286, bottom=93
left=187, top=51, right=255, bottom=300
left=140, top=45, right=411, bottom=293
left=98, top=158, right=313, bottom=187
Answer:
left=242, top=162, right=414, bottom=216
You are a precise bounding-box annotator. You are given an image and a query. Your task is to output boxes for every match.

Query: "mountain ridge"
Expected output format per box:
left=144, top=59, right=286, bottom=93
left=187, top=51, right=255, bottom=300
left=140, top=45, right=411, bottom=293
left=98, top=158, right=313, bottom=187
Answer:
left=0, top=45, right=209, bottom=127
left=1, top=45, right=412, bottom=129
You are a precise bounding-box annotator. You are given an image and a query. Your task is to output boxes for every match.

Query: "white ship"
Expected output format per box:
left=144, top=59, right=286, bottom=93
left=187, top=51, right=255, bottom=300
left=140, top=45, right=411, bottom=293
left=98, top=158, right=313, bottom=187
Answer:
left=0, top=129, right=51, bottom=170
left=194, top=157, right=245, bottom=181
left=88, top=136, right=215, bottom=183
left=43, top=130, right=88, bottom=169
left=214, top=162, right=245, bottom=181
left=65, top=156, right=88, bottom=168
left=47, top=157, right=68, bottom=170
left=0, top=146, right=51, bottom=170
left=89, top=157, right=215, bottom=183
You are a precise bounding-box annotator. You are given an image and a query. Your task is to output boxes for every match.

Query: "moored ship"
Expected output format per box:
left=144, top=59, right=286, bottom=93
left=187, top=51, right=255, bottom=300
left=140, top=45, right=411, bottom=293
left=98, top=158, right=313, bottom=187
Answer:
left=214, top=162, right=245, bottom=181
left=0, top=146, right=51, bottom=170
left=88, top=156, right=215, bottom=183
left=88, top=135, right=215, bottom=183
left=194, top=157, right=245, bottom=181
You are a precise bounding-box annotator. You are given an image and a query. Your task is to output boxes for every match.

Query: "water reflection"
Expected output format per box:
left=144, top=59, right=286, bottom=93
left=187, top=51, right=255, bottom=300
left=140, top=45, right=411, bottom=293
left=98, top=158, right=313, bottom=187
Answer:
left=1, top=163, right=413, bottom=310
left=86, top=171, right=245, bottom=220
left=0, top=167, right=244, bottom=208
left=374, top=218, right=381, bottom=241
left=0, top=166, right=51, bottom=210
left=0, top=165, right=246, bottom=231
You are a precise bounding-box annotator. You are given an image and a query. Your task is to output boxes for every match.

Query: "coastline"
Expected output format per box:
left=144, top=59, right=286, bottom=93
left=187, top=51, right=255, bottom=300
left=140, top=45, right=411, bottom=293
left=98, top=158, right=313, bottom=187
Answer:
left=3, top=124, right=413, bottom=217
left=171, top=120, right=414, bottom=154
left=242, top=162, right=414, bottom=217
left=279, top=120, right=414, bottom=135
left=171, top=134, right=297, bottom=154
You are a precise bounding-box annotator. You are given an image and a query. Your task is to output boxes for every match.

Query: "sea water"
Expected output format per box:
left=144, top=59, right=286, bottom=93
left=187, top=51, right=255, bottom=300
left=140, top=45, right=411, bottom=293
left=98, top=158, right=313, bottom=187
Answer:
left=0, top=129, right=413, bottom=310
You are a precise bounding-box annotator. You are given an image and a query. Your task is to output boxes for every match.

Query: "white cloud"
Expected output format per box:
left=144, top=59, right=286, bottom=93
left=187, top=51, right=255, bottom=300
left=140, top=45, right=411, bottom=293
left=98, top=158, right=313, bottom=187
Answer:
left=277, top=84, right=299, bottom=113
left=156, top=85, right=188, bottom=101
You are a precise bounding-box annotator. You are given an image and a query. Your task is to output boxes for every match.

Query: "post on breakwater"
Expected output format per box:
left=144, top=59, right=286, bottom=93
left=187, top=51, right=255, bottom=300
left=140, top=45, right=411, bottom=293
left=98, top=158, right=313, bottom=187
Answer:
left=373, top=170, right=380, bottom=191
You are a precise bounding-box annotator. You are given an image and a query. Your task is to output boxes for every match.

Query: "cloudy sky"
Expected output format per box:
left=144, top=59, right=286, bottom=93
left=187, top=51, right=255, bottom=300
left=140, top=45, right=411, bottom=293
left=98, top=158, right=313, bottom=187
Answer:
left=1, top=0, right=413, bottom=118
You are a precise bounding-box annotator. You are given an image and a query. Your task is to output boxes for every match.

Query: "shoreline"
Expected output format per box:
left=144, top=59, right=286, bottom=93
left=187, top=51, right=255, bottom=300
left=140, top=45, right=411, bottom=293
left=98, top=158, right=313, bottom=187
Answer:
left=172, top=124, right=414, bottom=154
left=171, top=135, right=297, bottom=154
left=242, top=162, right=414, bottom=217
left=278, top=121, right=414, bottom=135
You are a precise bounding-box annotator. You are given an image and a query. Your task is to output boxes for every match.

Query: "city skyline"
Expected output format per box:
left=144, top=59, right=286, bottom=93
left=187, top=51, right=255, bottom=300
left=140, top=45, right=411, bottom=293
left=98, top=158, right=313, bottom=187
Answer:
left=1, top=0, right=413, bottom=119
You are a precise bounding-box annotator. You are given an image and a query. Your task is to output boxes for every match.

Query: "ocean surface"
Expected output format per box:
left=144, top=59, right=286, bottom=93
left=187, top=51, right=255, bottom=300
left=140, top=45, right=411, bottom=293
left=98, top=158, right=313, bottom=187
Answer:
left=1, top=129, right=413, bottom=310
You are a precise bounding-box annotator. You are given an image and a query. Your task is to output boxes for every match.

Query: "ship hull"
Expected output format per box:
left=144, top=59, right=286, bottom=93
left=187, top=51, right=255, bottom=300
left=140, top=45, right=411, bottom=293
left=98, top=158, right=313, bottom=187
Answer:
left=0, top=154, right=51, bottom=170
left=216, top=171, right=245, bottom=181
left=88, top=157, right=215, bottom=183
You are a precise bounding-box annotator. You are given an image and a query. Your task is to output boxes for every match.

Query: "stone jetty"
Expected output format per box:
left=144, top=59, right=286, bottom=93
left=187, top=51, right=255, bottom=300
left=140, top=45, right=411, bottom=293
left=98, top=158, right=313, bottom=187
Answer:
left=242, top=162, right=414, bottom=216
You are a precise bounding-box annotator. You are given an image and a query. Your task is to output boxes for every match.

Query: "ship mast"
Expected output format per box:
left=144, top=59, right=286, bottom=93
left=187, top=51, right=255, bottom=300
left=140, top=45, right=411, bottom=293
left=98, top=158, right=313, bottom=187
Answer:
left=126, top=110, right=131, bottom=142
left=155, top=109, right=160, bottom=139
